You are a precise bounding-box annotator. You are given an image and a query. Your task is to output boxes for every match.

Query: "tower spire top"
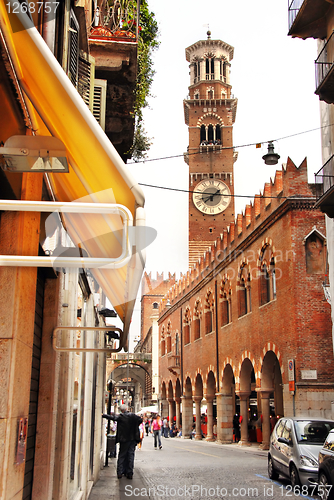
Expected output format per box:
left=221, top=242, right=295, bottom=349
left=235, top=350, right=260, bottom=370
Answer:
left=207, top=29, right=211, bottom=39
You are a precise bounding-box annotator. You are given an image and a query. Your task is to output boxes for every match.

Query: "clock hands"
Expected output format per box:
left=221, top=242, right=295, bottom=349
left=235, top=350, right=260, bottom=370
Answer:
left=202, top=189, right=222, bottom=203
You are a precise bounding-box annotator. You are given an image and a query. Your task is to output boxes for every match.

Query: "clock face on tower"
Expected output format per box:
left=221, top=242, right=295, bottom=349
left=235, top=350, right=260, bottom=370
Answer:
left=192, top=179, right=231, bottom=215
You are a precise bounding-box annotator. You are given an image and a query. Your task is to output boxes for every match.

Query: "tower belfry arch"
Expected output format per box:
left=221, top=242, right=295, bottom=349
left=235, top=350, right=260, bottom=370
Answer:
left=184, top=31, right=238, bottom=267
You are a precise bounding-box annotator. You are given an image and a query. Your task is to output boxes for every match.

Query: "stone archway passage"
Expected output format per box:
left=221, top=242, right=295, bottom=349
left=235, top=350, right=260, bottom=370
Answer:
left=259, top=350, right=284, bottom=450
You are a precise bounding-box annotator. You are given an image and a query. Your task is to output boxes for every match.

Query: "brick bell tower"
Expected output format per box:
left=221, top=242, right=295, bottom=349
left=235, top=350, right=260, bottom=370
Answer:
left=184, top=31, right=238, bottom=266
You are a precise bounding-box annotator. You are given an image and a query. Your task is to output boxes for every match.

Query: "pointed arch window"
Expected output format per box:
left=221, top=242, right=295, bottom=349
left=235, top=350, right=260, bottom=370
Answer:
left=259, top=245, right=276, bottom=305
left=220, top=280, right=232, bottom=326
left=204, top=290, right=214, bottom=334
left=260, top=263, right=270, bottom=306
left=175, top=333, right=179, bottom=356
left=161, top=328, right=166, bottom=357
left=216, top=125, right=221, bottom=142
left=193, top=299, right=202, bottom=340
left=166, top=322, right=172, bottom=353
left=238, top=264, right=251, bottom=317
left=200, top=125, right=206, bottom=143
left=208, top=125, right=214, bottom=142
left=183, top=308, right=191, bottom=345
left=194, top=60, right=201, bottom=83
left=205, top=57, right=214, bottom=80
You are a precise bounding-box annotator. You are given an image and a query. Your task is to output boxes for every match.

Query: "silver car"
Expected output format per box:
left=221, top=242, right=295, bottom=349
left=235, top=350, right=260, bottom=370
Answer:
left=268, top=417, right=334, bottom=487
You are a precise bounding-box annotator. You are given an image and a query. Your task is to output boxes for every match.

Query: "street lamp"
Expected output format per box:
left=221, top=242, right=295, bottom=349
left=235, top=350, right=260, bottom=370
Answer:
left=262, top=141, right=280, bottom=166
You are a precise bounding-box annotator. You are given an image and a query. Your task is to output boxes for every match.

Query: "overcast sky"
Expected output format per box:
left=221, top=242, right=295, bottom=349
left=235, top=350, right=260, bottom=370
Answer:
left=125, top=0, right=322, bottom=344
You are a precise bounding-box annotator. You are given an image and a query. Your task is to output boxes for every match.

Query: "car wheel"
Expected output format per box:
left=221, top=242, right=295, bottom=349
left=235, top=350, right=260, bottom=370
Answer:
left=318, top=472, right=333, bottom=500
left=268, top=456, right=279, bottom=480
left=290, top=464, right=300, bottom=487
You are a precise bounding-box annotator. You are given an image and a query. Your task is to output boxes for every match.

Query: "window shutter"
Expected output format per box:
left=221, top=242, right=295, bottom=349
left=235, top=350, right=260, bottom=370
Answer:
left=78, top=52, right=95, bottom=111
left=93, top=79, right=107, bottom=131
left=67, top=10, right=80, bottom=87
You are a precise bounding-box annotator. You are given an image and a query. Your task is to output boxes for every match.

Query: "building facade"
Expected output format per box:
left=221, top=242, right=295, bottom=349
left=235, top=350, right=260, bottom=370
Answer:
left=288, top=0, right=334, bottom=356
left=0, top=1, right=146, bottom=499
left=139, top=33, right=334, bottom=452
left=158, top=158, right=333, bottom=449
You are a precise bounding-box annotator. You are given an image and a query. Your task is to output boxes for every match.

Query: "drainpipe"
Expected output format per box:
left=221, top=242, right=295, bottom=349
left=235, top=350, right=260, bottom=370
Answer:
left=180, top=307, right=183, bottom=396
left=215, top=280, right=219, bottom=392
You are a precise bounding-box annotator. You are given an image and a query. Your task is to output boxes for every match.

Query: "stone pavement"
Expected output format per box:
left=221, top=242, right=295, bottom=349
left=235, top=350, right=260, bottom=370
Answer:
left=88, top=441, right=267, bottom=500
left=88, top=456, right=150, bottom=500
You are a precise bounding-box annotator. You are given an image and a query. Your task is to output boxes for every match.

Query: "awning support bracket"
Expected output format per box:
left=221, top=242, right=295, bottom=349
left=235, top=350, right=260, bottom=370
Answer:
left=0, top=199, right=133, bottom=269
left=52, top=326, right=123, bottom=352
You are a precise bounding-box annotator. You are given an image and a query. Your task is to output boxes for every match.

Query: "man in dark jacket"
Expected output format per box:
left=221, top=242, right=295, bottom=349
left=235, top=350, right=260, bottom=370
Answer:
left=103, top=405, right=142, bottom=479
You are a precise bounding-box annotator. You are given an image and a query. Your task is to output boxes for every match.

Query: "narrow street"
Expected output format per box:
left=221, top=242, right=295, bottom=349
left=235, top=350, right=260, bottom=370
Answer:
left=91, top=436, right=319, bottom=500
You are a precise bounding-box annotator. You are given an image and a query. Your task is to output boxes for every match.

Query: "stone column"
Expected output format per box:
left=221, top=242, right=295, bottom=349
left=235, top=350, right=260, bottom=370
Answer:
left=175, top=398, right=181, bottom=430
left=160, top=398, right=168, bottom=418
left=168, top=398, right=175, bottom=426
left=205, top=396, right=215, bottom=441
left=258, top=389, right=272, bottom=450
left=214, top=58, right=220, bottom=81
left=216, top=392, right=233, bottom=443
left=194, top=396, right=202, bottom=440
left=181, top=396, right=193, bottom=439
left=237, top=391, right=251, bottom=446
left=200, top=59, right=206, bottom=82
left=190, top=64, right=195, bottom=86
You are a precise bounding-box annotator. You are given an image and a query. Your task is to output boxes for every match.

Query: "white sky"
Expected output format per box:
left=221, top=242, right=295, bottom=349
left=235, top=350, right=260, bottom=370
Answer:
left=126, top=0, right=322, bottom=345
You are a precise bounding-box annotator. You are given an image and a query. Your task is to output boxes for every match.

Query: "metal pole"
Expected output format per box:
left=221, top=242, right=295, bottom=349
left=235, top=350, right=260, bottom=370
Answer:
left=126, top=349, right=130, bottom=409
left=105, top=380, right=112, bottom=467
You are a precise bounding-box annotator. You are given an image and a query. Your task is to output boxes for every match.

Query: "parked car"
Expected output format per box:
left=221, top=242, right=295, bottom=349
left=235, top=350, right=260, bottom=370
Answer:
left=268, top=417, right=334, bottom=487
left=318, top=429, right=334, bottom=500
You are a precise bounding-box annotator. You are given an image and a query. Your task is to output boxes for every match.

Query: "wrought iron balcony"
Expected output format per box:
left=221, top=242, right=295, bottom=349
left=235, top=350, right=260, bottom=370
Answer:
left=314, top=154, right=334, bottom=218
left=315, top=33, right=334, bottom=104
left=288, top=0, right=305, bottom=30
left=288, top=0, right=328, bottom=39
left=89, top=1, right=138, bottom=41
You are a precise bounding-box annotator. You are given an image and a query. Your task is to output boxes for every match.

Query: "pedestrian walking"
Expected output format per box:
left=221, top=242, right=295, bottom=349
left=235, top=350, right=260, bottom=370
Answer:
left=233, top=414, right=241, bottom=443
left=102, top=404, right=142, bottom=479
left=145, top=418, right=149, bottom=436
left=138, top=421, right=145, bottom=450
left=152, top=414, right=162, bottom=449
left=162, top=417, right=169, bottom=438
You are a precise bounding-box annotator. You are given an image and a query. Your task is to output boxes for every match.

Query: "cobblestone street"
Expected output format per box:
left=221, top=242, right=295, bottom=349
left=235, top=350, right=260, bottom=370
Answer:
left=90, top=436, right=319, bottom=500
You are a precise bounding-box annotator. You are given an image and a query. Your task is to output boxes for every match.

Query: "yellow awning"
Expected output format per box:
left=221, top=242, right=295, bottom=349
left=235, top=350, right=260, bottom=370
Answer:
left=0, top=2, right=146, bottom=348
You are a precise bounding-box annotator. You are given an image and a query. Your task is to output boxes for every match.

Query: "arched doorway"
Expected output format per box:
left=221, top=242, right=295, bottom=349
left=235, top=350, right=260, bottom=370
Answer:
left=237, top=358, right=254, bottom=445
left=260, top=350, right=283, bottom=449
left=194, top=374, right=203, bottom=440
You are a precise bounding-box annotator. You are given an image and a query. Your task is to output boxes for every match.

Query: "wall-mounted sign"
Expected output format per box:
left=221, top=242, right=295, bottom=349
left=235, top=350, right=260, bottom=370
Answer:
left=301, top=370, right=317, bottom=380
left=288, top=359, right=295, bottom=393
left=16, top=417, right=28, bottom=465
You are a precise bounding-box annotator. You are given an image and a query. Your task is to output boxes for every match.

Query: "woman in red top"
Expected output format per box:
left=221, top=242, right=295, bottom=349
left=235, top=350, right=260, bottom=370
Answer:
left=152, top=415, right=162, bottom=449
